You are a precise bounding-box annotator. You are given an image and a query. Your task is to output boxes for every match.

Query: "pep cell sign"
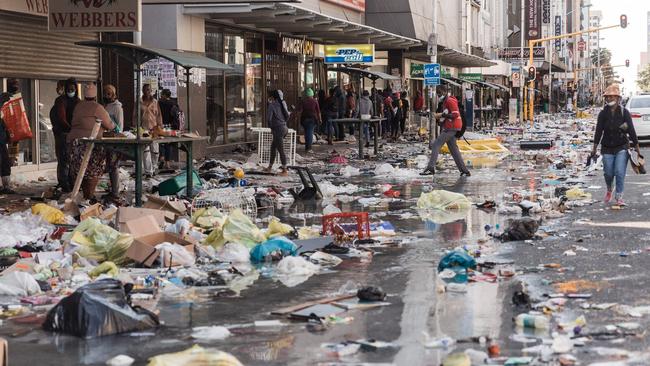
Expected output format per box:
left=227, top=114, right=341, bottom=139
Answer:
left=48, top=0, right=141, bottom=32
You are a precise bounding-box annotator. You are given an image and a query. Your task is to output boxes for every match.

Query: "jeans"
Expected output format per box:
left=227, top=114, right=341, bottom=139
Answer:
left=428, top=130, right=469, bottom=174
left=301, top=118, right=316, bottom=151
left=0, top=142, right=10, bottom=178
left=325, top=114, right=337, bottom=141
left=602, top=149, right=629, bottom=198
left=143, top=141, right=159, bottom=176
left=269, top=126, right=288, bottom=167
left=54, top=133, right=70, bottom=191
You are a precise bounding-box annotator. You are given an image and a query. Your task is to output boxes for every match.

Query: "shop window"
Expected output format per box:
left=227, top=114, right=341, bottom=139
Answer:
left=246, top=37, right=264, bottom=130
left=225, top=34, right=245, bottom=143
left=37, top=80, right=59, bottom=164
left=206, top=30, right=225, bottom=145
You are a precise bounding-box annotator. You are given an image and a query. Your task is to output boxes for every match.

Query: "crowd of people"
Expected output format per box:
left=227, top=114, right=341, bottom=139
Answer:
left=0, top=78, right=183, bottom=200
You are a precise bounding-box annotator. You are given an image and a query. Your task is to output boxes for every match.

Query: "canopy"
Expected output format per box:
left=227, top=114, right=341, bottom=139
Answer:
left=327, top=67, right=400, bottom=81
left=441, top=77, right=461, bottom=88
left=76, top=41, right=231, bottom=70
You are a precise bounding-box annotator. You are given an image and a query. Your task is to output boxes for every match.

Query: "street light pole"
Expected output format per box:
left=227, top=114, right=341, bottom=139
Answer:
left=520, top=0, right=525, bottom=124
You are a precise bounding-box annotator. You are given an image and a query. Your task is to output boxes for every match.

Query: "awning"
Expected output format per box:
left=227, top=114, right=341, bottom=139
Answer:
left=441, top=77, right=461, bottom=88
left=183, top=3, right=421, bottom=49
left=327, top=67, right=400, bottom=81
left=450, top=76, right=476, bottom=86
left=476, top=80, right=509, bottom=91
left=438, top=48, right=497, bottom=68
left=76, top=41, right=231, bottom=70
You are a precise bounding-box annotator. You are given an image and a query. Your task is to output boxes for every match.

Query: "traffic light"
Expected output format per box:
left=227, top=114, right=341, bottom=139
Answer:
left=620, top=14, right=628, bottom=28
left=527, top=65, right=537, bottom=81
left=626, top=59, right=630, bottom=67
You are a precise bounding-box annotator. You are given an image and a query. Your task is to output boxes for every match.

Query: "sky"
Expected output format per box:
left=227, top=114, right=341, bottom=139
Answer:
left=590, top=0, right=647, bottom=95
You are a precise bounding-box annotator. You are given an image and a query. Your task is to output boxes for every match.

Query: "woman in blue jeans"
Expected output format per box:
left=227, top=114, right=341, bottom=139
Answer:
left=592, top=84, right=640, bottom=206
left=298, top=88, right=321, bottom=152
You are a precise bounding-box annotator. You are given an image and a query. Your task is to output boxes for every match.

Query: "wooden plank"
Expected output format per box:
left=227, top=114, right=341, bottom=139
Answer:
left=271, top=294, right=356, bottom=316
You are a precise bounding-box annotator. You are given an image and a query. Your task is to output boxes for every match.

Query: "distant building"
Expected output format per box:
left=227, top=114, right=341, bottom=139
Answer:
left=589, top=10, right=602, bottom=51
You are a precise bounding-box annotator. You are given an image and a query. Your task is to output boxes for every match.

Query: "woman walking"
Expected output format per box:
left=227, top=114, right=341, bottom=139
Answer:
left=265, top=90, right=289, bottom=176
left=592, top=84, right=640, bottom=206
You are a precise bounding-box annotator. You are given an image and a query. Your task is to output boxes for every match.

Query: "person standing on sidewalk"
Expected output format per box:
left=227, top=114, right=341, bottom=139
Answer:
left=0, top=79, right=20, bottom=194
left=421, top=85, right=470, bottom=177
left=298, top=88, right=321, bottom=153
left=357, top=89, right=373, bottom=147
left=136, top=84, right=163, bottom=178
left=265, top=90, right=289, bottom=176
left=592, top=84, right=640, bottom=206
left=103, top=84, right=124, bottom=197
left=51, top=78, right=78, bottom=192
left=158, top=89, right=180, bottom=169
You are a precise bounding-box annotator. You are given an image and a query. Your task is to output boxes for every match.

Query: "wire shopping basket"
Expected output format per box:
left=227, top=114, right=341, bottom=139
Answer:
left=251, top=127, right=297, bottom=167
left=191, top=188, right=258, bottom=221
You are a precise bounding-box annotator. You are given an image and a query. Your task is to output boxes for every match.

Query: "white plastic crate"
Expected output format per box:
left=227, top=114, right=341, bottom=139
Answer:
left=251, top=127, right=296, bottom=167
left=191, top=187, right=258, bottom=220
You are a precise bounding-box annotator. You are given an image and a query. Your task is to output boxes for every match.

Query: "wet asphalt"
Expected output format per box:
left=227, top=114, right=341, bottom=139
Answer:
left=2, top=143, right=650, bottom=366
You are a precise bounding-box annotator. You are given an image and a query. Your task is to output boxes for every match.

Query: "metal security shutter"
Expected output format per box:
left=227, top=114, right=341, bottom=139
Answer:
left=0, top=11, right=99, bottom=81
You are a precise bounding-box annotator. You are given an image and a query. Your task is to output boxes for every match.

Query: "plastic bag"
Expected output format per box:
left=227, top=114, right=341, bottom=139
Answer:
left=88, top=261, right=119, bottom=278
left=323, top=204, right=342, bottom=215
left=250, top=236, right=297, bottom=263
left=155, top=242, right=195, bottom=267
left=147, top=345, right=243, bottom=366
left=340, top=166, right=361, bottom=177
left=43, top=279, right=159, bottom=338
left=215, top=243, right=251, bottom=263
left=374, top=163, right=395, bottom=176
left=0, top=271, right=41, bottom=296
left=265, top=218, right=294, bottom=239
left=191, top=326, right=231, bottom=340
left=417, top=190, right=471, bottom=210
left=222, top=209, right=266, bottom=248
left=191, top=207, right=226, bottom=229
left=565, top=187, right=592, bottom=201
left=437, top=250, right=477, bottom=273
left=0, top=93, right=33, bottom=143
left=275, top=256, right=319, bottom=287
left=31, top=203, right=65, bottom=224
left=0, top=211, right=55, bottom=248
left=66, top=218, right=133, bottom=265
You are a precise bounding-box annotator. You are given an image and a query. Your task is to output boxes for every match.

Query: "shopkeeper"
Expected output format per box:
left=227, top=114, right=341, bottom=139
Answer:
left=67, top=83, right=115, bottom=200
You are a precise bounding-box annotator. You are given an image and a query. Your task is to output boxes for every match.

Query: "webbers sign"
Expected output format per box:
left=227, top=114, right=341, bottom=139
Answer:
left=48, top=0, right=141, bottom=32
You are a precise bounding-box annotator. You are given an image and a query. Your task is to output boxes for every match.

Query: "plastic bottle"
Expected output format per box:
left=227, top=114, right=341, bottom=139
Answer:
left=515, top=314, right=550, bottom=329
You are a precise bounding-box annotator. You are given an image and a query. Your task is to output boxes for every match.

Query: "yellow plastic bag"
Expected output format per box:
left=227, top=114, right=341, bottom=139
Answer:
left=204, top=209, right=266, bottom=249
left=266, top=218, right=294, bottom=239
left=89, top=261, right=119, bottom=278
left=565, top=187, right=591, bottom=201
left=147, top=345, right=243, bottom=366
left=31, top=203, right=65, bottom=224
left=417, top=190, right=471, bottom=210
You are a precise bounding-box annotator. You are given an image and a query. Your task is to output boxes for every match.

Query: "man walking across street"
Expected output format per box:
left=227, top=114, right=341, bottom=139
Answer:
left=421, top=85, right=470, bottom=177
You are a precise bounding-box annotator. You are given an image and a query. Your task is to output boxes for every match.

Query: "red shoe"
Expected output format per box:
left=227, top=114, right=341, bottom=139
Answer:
left=604, top=191, right=612, bottom=203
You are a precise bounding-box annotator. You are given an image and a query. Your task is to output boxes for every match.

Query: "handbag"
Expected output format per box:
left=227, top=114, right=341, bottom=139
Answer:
left=629, top=148, right=646, bottom=174
left=0, top=93, right=32, bottom=143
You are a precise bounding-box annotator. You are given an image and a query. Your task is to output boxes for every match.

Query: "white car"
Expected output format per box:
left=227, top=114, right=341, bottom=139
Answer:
left=626, top=94, right=650, bottom=139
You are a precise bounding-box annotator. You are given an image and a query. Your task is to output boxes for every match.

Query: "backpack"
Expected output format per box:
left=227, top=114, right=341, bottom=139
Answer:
left=455, top=104, right=468, bottom=139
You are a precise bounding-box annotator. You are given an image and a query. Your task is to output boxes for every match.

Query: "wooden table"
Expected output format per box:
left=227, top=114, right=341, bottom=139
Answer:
left=81, top=135, right=207, bottom=206
left=330, top=118, right=384, bottom=158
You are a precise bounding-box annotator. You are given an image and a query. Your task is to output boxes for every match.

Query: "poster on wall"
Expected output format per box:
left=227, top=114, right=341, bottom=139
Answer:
left=322, top=0, right=365, bottom=12
left=137, top=58, right=178, bottom=98
left=324, top=44, right=375, bottom=64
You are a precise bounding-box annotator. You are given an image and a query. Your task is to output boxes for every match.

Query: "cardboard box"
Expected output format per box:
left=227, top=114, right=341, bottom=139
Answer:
left=125, top=214, right=195, bottom=267
left=143, top=195, right=187, bottom=222
left=118, top=208, right=166, bottom=233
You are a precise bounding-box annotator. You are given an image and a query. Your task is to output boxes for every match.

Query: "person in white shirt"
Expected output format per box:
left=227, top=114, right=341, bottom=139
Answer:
left=496, top=95, right=503, bottom=118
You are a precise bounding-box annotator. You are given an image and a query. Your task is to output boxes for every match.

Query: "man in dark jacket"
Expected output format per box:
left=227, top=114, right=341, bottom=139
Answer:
left=0, top=79, right=20, bottom=194
left=334, top=86, right=346, bottom=140
left=400, top=91, right=410, bottom=135
left=158, top=89, right=181, bottom=169
left=50, top=78, right=78, bottom=192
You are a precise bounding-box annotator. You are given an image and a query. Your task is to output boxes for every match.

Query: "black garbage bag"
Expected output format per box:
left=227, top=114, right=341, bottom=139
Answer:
left=357, top=286, right=386, bottom=302
left=499, top=218, right=540, bottom=242
left=43, top=279, right=159, bottom=338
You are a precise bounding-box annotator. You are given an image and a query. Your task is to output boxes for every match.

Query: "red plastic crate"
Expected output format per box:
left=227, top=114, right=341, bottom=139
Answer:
left=322, top=212, right=370, bottom=239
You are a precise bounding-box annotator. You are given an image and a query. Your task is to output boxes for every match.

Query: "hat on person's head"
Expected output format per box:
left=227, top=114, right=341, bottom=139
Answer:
left=305, top=88, right=314, bottom=97
left=603, top=84, right=621, bottom=97
left=83, top=83, right=97, bottom=98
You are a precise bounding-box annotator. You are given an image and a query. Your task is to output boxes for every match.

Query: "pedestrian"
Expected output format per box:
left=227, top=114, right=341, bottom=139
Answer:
left=102, top=84, right=124, bottom=197
left=335, top=86, right=346, bottom=140
left=400, top=91, right=410, bottom=135
left=421, top=85, right=470, bottom=177
left=413, top=90, right=425, bottom=112
left=358, top=89, right=373, bottom=147
left=67, top=83, right=115, bottom=200
left=50, top=78, right=79, bottom=192
left=0, top=79, right=20, bottom=194
left=324, top=88, right=339, bottom=145
left=382, top=95, right=394, bottom=138
left=318, top=89, right=327, bottom=136
left=265, top=90, right=289, bottom=176
left=391, top=96, right=403, bottom=139
left=298, top=88, right=321, bottom=153
left=158, top=88, right=181, bottom=169
left=136, top=83, right=163, bottom=178
left=496, top=94, right=503, bottom=119
left=345, top=89, right=357, bottom=137
left=592, top=84, right=640, bottom=206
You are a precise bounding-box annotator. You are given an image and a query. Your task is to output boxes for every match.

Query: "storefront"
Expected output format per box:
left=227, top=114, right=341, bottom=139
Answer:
left=0, top=5, right=99, bottom=173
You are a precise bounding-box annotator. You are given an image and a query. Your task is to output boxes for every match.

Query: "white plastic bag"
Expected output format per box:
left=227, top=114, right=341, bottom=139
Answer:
left=374, top=163, right=395, bottom=176
left=191, top=326, right=231, bottom=341
left=275, top=256, right=319, bottom=287
left=340, top=166, right=360, bottom=178
left=0, top=271, right=42, bottom=296
left=215, top=243, right=251, bottom=263
left=155, top=242, right=195, bottom=267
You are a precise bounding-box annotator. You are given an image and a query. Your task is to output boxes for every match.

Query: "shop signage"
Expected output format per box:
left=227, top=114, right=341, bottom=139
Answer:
left=526, top=0, right=541, bottom=40
left=324, top=44, right=375, bottom=64
left=554, top=16, right=562, bottom=51
left=424, top=63, right=440, bottom=86
left=542, top=0, right=550, bottom=24
left=410, top=63, right=424, bottom=78
left=323, top=0, right=365, bottom=12
left=459, top=73, right=483, bottom=82
left=48, top=0, right=141, bottom=32
left=0, top=0, right=48, bottom=16
left=498, top=47, right=546, bottom=60
left=281, top=37, right=314, bottom=57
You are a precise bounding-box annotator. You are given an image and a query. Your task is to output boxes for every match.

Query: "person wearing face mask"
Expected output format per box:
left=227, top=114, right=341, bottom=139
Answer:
left=50, top=78, right=79, bottom=192
left=0, top=79, right=20, bottom=194
left=592, top=84, right=640, bottom=206
left=135, top=83, right=163, bottom=178
left=67, top=83, right=115, bottom=200
left=421, top=85, right=470, bottom=177
left=102, top=84, right=123, bottom=198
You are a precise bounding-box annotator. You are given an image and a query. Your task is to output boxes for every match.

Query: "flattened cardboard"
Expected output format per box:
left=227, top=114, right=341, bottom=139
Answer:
left=126, top=232, right=195, bottom=267
left=122, top=215, right=164, bottom=237
left=117, top=207, right=165, bottom=231
left=144, top=195, right=187, bottom=222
